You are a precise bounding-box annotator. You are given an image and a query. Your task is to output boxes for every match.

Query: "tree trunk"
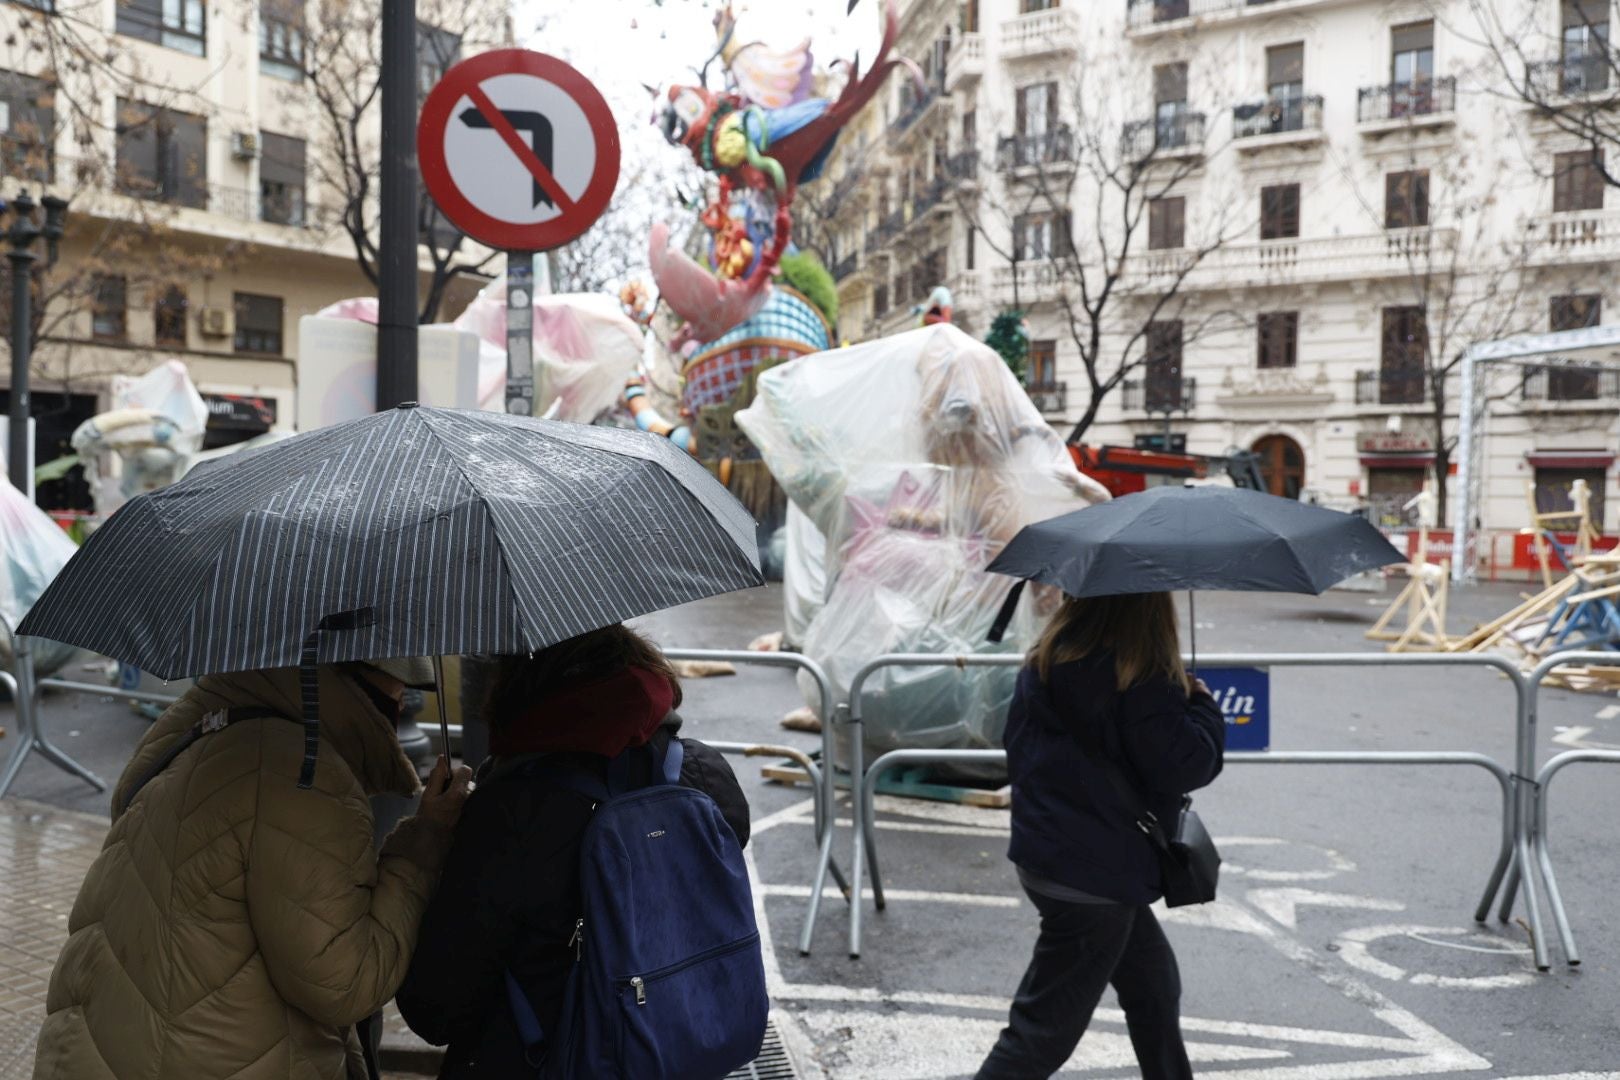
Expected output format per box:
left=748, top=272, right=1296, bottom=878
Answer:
left=1433, top=447, right=1450, bottom=529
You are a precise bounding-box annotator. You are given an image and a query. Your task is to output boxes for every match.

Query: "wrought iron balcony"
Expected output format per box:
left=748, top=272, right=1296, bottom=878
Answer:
left=946, top=150, right=979, bottom=185
left=1521, top=366, right=1620, bottom=403
left=1123, top=110, right=1206, bottom=160
left=1122, top=376, right=1197, bottom=413
left=1357, top=77, right=1456, bottom=124
left=910, top=176, right=950, bottom=219
left=829, top=168, right=864, bottom=206
left=1527, top=53, right=1616, bottom=98
left=1026, top=380, right=1067, bottom=414
left=1356, top=369, right=1430, bottom=407
left=832, top=252, right=860, bottom=281
left=872, top=208, right=908, bottom=247
left=1233, top=94, right=1323, bottom=139
left=996, top=128, right=1076, bottom=171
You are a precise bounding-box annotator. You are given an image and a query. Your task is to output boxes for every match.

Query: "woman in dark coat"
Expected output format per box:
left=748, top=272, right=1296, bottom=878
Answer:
left=396, top=625, right=749, bottom=1078
left=976, top=592, right=1225, bottom=1080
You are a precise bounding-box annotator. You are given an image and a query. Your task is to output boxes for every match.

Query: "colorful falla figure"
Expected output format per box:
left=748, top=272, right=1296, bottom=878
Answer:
left=917, top=285, right=954, bottom=327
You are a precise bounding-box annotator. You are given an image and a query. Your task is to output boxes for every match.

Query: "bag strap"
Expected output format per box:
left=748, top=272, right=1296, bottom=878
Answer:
left=1091, top=696, right=1173, bottom=854
left=122, top=707, right=284, bottom=807
left=505, top=970, right=549, bottom=1069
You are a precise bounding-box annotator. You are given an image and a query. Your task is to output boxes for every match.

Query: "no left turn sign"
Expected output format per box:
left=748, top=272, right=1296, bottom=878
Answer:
left=418, top=49, right=621, bottom=252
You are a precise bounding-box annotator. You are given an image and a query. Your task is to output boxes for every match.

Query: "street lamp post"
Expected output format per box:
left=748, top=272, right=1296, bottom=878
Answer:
left=4, top=192, right=68, bottom=496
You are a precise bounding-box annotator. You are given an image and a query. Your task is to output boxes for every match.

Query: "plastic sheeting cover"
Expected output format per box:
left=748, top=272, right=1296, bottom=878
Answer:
left=0, top=479, right=81, bottom=673
left=71, top=360, right=210, bottom=518
left=453, top=285, right=643, bottom=423
left=737, top=324, right=1109, bottom=764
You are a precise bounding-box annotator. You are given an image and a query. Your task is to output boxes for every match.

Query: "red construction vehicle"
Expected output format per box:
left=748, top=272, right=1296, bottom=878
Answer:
left=1069, top=443, right=1268, bottom=498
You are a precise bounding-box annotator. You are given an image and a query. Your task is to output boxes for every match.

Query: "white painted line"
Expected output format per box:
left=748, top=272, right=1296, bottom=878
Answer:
left=760, top=883, right=1020, bottom=908
left=826, top=816, right=1012, bottom=839
left=868, top=793, right=1011, bottom=829
left=1334, top=925, right=1536, bottom=990
left=1247, top=887, right=1406, bottom=930
left=1222, top=836, right=1358, bottom=882
left=1595, top=704, right=1620, bottom=721
left=749, top=797, right=819, bottom=837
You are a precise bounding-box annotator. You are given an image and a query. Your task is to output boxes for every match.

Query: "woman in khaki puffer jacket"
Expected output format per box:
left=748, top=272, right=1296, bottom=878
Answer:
left=33, top=664, right=471, bottom=1080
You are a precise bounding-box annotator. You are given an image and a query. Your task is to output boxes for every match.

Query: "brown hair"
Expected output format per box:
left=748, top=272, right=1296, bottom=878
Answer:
left=486, top=624, right=683, bottom=730
left=1029, top=593, right=1190, bottom=694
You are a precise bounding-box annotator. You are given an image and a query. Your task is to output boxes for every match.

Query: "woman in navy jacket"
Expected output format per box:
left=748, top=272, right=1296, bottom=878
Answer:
left=976, top=592, right=1225, bottom=1080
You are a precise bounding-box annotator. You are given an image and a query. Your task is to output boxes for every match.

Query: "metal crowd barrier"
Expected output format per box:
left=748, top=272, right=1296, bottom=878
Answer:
left=843, top=652, right=1534, bottom=962
left=1524, top=651, right=1620, bottom=967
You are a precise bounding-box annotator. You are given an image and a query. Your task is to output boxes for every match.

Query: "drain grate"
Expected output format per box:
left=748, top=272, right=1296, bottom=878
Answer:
left=726, top=1019, right=799, bottom=1079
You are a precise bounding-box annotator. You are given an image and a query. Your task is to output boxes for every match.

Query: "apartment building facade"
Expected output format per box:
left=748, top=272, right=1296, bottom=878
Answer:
left=0, top=0, right=507, bottom=510
left=820, top=0, right=1620, bottom=570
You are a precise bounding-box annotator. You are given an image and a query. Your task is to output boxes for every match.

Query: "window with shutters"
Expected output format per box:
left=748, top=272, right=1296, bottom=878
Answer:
left=965, top=225, right=976, bottom=270
left=1016, top=83, right=1056, bottom=137
left=1260, top=184, right=1300, bottom=240
left=0, top=69, right=54, bottom=183
left=962, top=0, right=979, bottom=34
left=1013, top=211, right=1069, bottom=261
left=1379, top=306, right=1427, bottom=404
left=154, top=284, right=188, bottom=348
left=1145, top=321, right=1185, bottom=410
left=1028, top=340, right=1057, bottom=389
left=115, top=99, right=207, bottom=209
left=91, top=275, right=127, bottom=341
left=1148, top=197, right=1185, bottom=250
left=1154, top=62, right=1190, bottom=147
left=260, top=0, right=306, bottom=81
left=962, top=109, right=976, bottom=150
left=1390, top=22, right=1435, bottom=115
left=117, top=0, right=206, bottom=56
left=1020, top=0, right=1058, bottom=11
left=1553, top=150, right=1605, bottom=212
left=1561, top=1, right=1611, bottom=94
left=1385, top=170, right=1429, bottom=228
left=1257, top=312, right=1299, bottom=369
left=260, top=132, right=306, bottom=226
left=233, top=293, right=284, bottom=355
left=1546, top=295, right=1602, bottom=399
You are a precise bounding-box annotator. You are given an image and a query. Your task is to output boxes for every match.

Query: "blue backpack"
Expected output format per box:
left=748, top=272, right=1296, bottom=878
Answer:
left=506, top=739, right=769, bottom=1079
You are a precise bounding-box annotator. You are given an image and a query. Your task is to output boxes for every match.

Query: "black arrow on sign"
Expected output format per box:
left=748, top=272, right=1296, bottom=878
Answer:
left=458, top=107, right=556, bottom=209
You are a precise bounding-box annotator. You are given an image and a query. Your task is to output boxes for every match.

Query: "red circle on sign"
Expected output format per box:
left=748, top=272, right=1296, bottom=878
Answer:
left=418, top=49, right=621, bottom=252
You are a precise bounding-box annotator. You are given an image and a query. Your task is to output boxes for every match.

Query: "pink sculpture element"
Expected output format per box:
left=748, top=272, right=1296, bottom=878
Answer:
left=649, top=222, right=770, bottom=342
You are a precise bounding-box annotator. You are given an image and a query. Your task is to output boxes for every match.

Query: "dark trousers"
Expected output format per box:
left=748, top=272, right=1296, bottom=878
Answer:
left=975, top=888, right=1193, bottom=1080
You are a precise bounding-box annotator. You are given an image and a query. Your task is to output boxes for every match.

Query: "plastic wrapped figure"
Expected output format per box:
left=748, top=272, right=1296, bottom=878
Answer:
left=738, top=325, right=1110, bottom=773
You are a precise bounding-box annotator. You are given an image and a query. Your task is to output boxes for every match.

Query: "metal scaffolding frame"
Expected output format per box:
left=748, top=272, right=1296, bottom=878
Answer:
left=1453, top=324, right=1620, bottom=586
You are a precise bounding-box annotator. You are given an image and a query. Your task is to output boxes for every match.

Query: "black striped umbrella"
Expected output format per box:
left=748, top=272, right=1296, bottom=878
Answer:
left=20, top=402, right=762, bottom=683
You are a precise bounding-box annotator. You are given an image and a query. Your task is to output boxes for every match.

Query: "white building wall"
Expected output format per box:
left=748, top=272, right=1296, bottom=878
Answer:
left=821, top=0, right=1620, bottom=574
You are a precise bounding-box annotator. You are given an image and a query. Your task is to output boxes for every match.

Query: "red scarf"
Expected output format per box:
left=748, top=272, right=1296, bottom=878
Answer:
left=489, top=665, right=674, bottom=758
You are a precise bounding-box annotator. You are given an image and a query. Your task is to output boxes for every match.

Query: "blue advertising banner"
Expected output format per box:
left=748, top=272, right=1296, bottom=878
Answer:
left=1197, top=666, right=1270, bottom=751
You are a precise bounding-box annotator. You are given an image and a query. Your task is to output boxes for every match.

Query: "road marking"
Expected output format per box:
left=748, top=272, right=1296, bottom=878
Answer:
left=1595, top=704, right=1620, bottom=721
left=1222, top=836, right=1358, bottom=882
left=1551, top=725, right=1620, bottom=750
left=1247, top=887, right=1407, bottom=930
left=760, top=883, right=1020, bottom=908
left=1334, top=925, right=1536, bottom=990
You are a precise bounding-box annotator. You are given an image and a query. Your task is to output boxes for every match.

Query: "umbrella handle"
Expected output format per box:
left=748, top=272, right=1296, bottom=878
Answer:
left=433, top=655, right=452, bottom=762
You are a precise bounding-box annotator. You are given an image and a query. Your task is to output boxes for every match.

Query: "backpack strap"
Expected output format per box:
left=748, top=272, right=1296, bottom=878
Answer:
left=122, top=707, right=285, bottom=807
left=504, top=970, right=549, bottom=1069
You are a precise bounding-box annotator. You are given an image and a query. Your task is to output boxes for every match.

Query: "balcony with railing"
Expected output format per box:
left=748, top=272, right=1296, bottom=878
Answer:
left=1127, top=0, right=1366, bottom=35
left=1002, top=6, right=1081, bottom=60
left=1122, top=376, right=1197, bottom=413
left=871, top=207, right=908, bottom=249
left=1357, top=77, right=1456, bottom=129
left=1026, top=381, right=1068, bottom=414
left=830, top=168, right=866, bottom=207
left=1528, top=209, right=1620, bottom=265
left=890, top=76, right=949, bottom=143
left=946, top=150, right=980, bottom=187
left=832, top=252, right=861, bottom=282
left=945, top=32, right=984, bottom=92
left=1527, top=53, right=1616, bottom=100
left=1356, top=369, right=1430, bottom=407
left=1521, top=366, right=1620, bottom=405
left=997, top=128, right=1076, bottom=173
left=1232, top=94, right=1324, bottom=144
left=1123, top=109, right=1206, bottom=161
left=991, top=260, right=1066, bottom=305
left=1126, top=227, right=1456, bottom=291
left=909, top=176, right=951, bottom=222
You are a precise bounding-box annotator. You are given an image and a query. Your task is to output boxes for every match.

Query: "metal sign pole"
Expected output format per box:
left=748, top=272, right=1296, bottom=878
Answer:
left=505, top=253, right=535, bottom=415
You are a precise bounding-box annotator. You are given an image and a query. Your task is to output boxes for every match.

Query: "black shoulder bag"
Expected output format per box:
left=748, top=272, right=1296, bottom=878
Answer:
left=1095, top=753, right=1220, bottom=908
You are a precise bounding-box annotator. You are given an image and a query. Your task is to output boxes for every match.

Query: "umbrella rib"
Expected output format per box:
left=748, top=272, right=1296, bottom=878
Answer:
left=413, top=410, right=540, bottom=651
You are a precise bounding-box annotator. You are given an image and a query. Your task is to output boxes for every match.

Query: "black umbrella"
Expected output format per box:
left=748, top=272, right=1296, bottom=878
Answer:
left=20, top=404, right=764, bottom=780
left=986, top=484, right=1404, bottom=659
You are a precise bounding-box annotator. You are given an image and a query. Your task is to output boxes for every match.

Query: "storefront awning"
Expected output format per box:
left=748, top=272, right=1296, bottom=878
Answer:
left=1525, top=450, right=1615, bottom=469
